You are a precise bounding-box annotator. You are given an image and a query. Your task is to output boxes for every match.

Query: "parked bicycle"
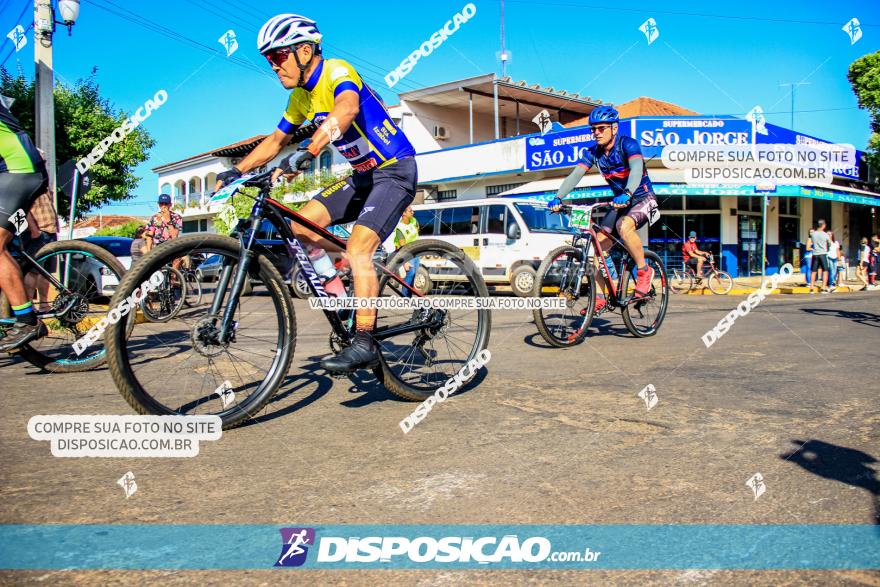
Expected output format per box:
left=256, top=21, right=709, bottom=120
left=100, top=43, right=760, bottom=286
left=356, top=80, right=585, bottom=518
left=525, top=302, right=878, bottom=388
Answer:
left=138, top=264, right=185, bottom=322
left=532, top=203, right=669, bottom=347
left=104, top=167, right=491, bottom=429
left=670, top=253, right=733, bottom=295
left=0, top=237, right=128, bottom=372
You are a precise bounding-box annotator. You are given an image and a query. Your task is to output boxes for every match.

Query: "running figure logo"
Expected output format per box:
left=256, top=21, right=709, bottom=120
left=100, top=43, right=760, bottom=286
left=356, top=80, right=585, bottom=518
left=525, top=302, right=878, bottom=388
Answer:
left=117, top=471, right=137, bottom=499
left=842, top=18, right=862, bottom=45
left=6, top=24, right=27, bottom=52
left=639, top=18, right=660, bottom=45
left=275, top=528, right=315, bottom=567
left=745, top=473, right=766, bottom=500
left=218, top=29, right=239, bottom=56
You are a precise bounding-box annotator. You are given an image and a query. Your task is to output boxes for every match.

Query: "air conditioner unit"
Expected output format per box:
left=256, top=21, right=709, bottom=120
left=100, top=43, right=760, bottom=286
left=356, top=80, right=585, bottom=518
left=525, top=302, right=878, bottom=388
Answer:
left=432, top=125, right=448, bottom=140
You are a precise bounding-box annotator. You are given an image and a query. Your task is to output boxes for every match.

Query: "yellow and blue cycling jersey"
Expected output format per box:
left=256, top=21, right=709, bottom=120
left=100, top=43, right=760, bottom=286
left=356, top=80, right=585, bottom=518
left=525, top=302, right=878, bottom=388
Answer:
left=278, top=58, right=415, bottom=174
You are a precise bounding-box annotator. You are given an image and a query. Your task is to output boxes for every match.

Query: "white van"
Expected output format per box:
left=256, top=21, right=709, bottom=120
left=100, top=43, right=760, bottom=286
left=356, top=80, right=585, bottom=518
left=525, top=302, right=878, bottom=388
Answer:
left=390, top=198, right=575, bottom=296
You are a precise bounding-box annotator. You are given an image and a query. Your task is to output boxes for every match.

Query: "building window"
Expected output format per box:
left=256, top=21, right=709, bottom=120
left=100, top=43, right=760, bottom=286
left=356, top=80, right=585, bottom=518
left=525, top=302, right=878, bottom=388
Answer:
left=778, top=196, right=799, bottom=216
left=485, top=182, right=526, bottom=196
left=437, top=189, right=457, bottom=201
left=686, top=195, right=719, bottom=211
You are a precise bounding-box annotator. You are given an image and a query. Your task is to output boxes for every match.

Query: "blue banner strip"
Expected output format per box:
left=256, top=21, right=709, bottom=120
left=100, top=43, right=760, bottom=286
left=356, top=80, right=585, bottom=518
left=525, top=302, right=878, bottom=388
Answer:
left=0, top=525, right=877, bottom=570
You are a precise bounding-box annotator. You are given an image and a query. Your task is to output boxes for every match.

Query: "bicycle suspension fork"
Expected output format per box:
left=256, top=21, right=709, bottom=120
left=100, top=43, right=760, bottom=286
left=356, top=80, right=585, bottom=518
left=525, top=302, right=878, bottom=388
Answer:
left=214, top=199, right=263, bottom=343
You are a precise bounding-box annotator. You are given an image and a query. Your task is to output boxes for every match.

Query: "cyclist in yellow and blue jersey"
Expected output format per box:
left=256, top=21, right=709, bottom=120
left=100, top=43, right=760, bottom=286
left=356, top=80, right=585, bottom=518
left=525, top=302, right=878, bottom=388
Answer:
left=215, top=14, right=417, bottom=374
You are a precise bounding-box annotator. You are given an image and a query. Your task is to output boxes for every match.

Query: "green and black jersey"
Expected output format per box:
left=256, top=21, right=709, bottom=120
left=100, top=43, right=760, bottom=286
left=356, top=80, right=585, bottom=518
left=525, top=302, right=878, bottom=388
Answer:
left=0, top=102, right=43, bottom=174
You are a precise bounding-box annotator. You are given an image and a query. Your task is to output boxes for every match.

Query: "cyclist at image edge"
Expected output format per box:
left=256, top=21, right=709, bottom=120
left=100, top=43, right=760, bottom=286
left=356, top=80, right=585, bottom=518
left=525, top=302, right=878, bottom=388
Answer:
left=0, top=98, right=50, bottom=352
left=682, top=231, right=711, bottom=282
left=214, top=14, right=417, bottom=373
left=549, top=106, right=658, bottom=314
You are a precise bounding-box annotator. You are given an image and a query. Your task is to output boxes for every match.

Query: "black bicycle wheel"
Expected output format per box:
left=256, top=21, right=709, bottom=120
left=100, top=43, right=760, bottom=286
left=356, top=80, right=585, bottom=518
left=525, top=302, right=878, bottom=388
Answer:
left=372, top=239, right=491, bottom=401
left=620, top=250, right=669, bottom=337
left=0, top=239, right=129, bottom=373
left=139, top=266, right=185, bottom=322
left=532, top=245, right=596, bottom=347
left=183, top=270, right=203, bottom=307
left=105, top=234, right=296, bottom=429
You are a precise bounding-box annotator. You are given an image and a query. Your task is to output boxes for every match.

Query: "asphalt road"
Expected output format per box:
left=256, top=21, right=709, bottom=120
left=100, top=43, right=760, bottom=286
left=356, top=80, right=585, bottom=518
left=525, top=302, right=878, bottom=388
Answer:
left=1, top=291, right=879, bottom=585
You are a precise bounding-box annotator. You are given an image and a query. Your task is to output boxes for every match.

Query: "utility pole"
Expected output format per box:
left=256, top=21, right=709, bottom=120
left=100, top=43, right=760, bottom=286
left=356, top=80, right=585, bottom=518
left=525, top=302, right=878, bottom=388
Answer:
left=499, top=0, right=509, bottom=78
left=34, top=0, right=57, bottom=211
left=779, top=81, right=810, bottom=130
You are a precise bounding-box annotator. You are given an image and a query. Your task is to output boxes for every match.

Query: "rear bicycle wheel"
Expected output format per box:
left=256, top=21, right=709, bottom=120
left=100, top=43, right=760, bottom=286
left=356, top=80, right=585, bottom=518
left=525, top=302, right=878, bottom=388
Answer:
left=183, top=271, right=203, bottom=306
left=373, top=239, right=491, bottom=402
left=670, top=269, right=694, bottom=294
left=105, top=233, right=296, bottom=429
left=708, top=270, right=733, bottom=295
left=0, top=239, right=129, bottom=372
left=139, top=266, right=185, bottom=322
left=532, top=245, right=596, bottom=347
left=620, top=250, right=669, bottom=338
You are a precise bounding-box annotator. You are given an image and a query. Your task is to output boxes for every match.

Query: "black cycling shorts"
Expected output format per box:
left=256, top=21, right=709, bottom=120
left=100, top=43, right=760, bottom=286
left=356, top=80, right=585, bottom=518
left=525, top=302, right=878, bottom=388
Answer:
left=0, top=169, right=49, bottom=234
left=600, top=194, right=658, bottom=236
left=686, top=257, right=700, bottom=267
left=315, top=157, right=417, bottom=242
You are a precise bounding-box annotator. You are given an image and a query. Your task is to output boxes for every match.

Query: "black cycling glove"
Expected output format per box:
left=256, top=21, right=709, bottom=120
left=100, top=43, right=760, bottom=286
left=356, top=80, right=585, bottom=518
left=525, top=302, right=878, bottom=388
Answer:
left=216, top=167, right=242, bottom=188
left=281, top=150, right=316, bottom=174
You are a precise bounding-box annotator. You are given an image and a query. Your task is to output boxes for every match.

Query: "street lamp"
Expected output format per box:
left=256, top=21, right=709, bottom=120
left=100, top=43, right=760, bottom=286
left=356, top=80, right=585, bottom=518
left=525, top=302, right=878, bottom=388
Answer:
left=57, top=0, right=80, bottom=35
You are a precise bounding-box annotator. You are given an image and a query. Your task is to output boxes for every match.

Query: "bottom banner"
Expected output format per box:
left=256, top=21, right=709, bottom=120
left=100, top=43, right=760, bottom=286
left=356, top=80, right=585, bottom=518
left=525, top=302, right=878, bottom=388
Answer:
left=0, top=525, right=877, bottom=570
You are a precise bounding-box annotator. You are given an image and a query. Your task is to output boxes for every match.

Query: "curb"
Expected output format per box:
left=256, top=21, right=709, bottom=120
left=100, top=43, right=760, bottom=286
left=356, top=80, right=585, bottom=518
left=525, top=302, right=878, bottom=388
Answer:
left=685, top=285, right=861, bottom=296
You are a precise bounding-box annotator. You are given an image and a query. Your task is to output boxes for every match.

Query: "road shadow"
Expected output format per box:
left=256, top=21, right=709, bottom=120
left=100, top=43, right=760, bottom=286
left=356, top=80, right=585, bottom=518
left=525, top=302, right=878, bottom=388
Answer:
left=239, top=363, right=335, bottom=427
left=801, top=308, right=880, bottom=328
left=780, top=439, right=879, bottom=525
left=522, top=317, right=630, bottom=348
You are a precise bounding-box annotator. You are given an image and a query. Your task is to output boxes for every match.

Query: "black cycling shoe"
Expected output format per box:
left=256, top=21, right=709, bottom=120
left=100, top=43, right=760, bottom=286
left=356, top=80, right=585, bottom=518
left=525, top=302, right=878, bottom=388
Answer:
left=320, top=330, right=380, bottom=373
left=0, top=321, right=48, bottom=352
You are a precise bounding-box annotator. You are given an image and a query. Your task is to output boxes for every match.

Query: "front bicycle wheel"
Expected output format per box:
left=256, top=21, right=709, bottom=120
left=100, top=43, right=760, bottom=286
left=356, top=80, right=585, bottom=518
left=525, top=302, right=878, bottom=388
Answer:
left=532, top=245, right=596, bottom=347
left=708, top=270, right=733, bottom=295
left=373, top=239, right=491, bottom=401
left=0, top=239, right=128, bottom=373
left=670, top=269, right=694, bottom=294
left=620, top=250, right=669, bottom=338
left=105, top=234, right=296, bottom=429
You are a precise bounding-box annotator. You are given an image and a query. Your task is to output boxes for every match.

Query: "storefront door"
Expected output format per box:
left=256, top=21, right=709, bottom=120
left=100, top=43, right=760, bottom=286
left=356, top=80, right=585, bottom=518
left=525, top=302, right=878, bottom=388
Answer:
left=738, top=214, right=763, bottom=276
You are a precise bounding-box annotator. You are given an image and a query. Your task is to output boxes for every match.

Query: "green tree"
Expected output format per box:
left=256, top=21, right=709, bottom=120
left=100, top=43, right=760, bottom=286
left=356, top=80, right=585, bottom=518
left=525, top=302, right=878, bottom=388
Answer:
left=0, top=67, right=155, bottom=219
left=94, top=221, right=142, bottom=238
left=847, top=50, right=880, bottom=175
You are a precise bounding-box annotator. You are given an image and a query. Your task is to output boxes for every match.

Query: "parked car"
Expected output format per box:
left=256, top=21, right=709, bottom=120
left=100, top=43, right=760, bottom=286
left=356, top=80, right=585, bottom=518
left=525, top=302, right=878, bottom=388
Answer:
left=401, top=198, right=576, bottom=296
left=81, top=236, right=133, bottom=296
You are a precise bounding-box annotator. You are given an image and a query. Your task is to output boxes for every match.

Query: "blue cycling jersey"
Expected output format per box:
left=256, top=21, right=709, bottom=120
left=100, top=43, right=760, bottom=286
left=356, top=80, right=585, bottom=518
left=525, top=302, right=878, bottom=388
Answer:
left=577, top=135, right=653, bottom=200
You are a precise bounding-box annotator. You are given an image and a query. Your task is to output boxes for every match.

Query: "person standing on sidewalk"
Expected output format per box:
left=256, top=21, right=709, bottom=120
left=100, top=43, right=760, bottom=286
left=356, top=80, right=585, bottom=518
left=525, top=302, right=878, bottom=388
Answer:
left=803, top=228, right=814, bottom=288
left=393, top=205, right=420, bottom=298
left=856, top=237, right=871, bottom=290
left=810, top=220, right=831, bottom=294
left=827, top=230, right=839, bottom=290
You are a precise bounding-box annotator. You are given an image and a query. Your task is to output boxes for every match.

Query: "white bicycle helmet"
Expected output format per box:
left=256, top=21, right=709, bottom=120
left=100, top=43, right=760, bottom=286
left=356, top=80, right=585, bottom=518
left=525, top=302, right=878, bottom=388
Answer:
left=257, top=14, right=322, bottom=54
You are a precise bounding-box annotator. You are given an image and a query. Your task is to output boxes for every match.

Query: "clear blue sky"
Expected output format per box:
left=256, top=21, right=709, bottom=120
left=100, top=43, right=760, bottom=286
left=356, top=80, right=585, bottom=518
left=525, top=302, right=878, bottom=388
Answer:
left=0, top=0, right=877, bottom=217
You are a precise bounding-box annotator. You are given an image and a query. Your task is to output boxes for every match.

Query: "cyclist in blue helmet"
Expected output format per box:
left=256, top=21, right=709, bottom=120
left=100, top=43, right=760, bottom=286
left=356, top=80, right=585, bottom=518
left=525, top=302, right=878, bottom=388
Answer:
left=549, top=105, right=659, bottom=315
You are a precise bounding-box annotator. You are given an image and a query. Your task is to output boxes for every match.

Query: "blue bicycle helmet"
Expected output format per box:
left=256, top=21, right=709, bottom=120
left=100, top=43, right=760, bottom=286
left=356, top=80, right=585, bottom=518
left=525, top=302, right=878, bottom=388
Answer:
left=589, top=106, right=619, bottom=125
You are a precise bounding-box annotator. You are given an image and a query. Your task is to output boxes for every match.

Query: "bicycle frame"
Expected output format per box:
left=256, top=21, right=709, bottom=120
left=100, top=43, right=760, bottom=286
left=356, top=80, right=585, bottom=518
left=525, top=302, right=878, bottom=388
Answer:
left=573, top=223, right=641, bottom=308
left=4, top=242, right=81, bottom=319
left=209, top=183, right=434, bottom=346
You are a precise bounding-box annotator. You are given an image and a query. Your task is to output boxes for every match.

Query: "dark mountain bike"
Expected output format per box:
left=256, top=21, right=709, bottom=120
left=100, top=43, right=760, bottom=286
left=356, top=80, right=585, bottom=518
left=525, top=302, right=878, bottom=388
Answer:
left=532, top=203, right=669, bottom=347
left=0, top=237, right=128, bottom=372
left=104, top=167, right=491, bottom=429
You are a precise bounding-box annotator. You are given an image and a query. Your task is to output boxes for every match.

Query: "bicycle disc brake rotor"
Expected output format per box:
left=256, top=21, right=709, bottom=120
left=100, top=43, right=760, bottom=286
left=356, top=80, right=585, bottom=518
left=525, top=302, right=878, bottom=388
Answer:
left=191, top=317, right=230, bottom=357
left=55, top=294, right=89, bottom=325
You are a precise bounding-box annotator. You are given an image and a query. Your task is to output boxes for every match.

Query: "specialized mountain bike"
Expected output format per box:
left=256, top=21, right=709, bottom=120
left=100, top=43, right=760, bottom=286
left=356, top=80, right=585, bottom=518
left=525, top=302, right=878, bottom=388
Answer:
left=104, top=166, right=491, bottom=429
left=532, top=203, right=669, bottom=347
left=670, top=253, right=733, bottom=295
left=0, top=237, right=128, bottom=372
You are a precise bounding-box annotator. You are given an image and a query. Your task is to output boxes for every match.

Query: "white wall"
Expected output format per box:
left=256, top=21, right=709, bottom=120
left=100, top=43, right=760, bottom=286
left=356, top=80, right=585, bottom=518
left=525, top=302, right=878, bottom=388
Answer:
left=398, top=100, right=496, bottom=152
left=416, top=137, right=524, bottom=183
